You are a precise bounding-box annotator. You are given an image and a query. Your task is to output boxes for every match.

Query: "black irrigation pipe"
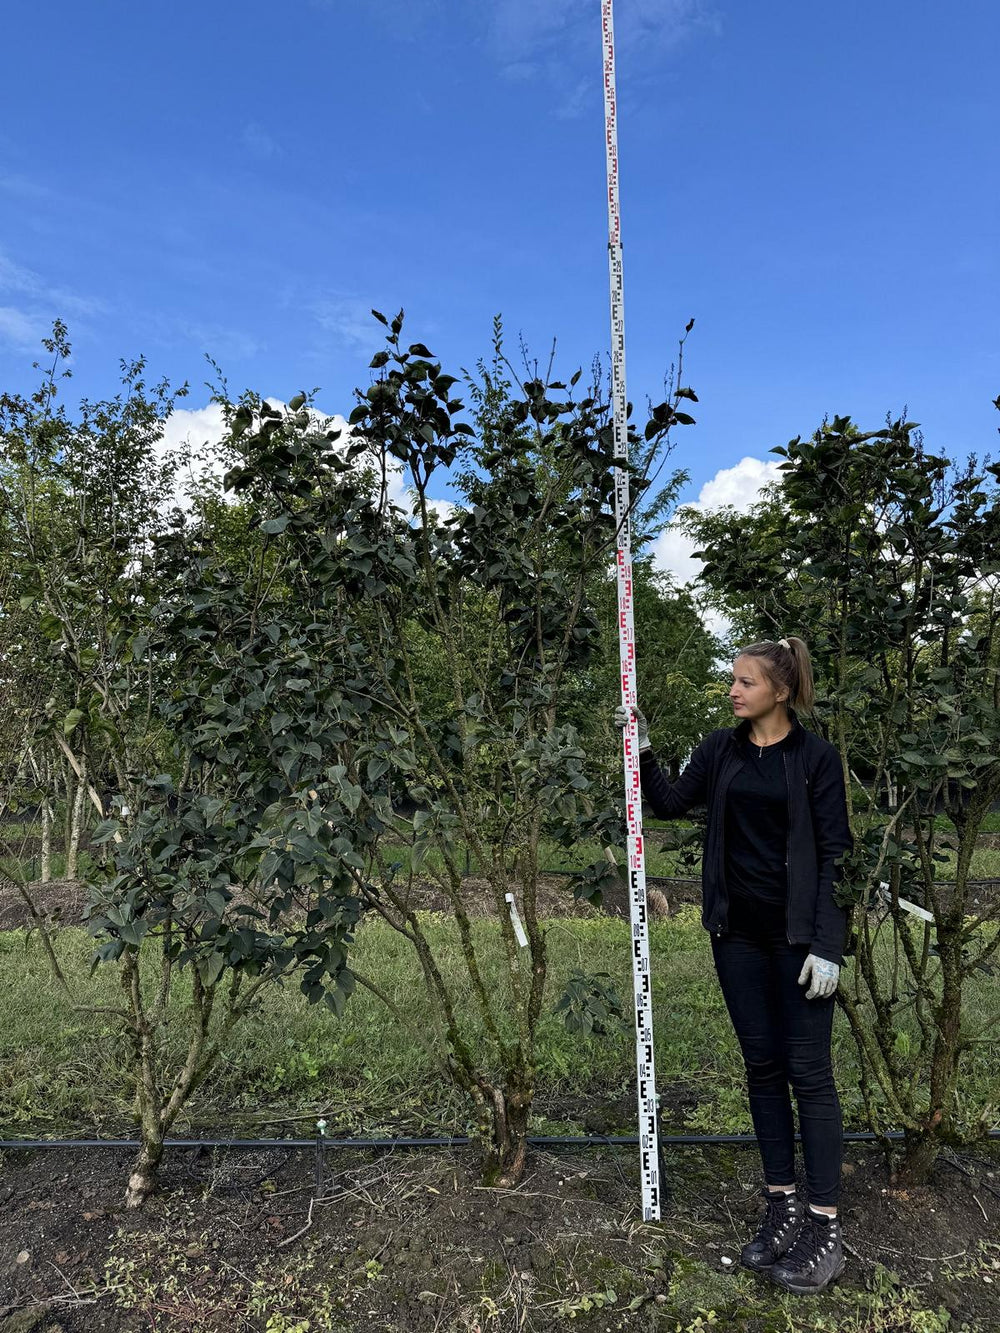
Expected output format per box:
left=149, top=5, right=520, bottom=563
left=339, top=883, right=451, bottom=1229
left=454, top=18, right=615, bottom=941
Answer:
left=4, top=1131, right=1000, bottom=1151
left=537, top=868, right=1000, bottom=891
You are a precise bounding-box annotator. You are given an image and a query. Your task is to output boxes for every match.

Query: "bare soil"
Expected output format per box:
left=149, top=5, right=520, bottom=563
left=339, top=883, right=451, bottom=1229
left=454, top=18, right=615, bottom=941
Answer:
left=1, top=1139, right=998, bottom=1332
left=0, top=874, right=699, bottom=934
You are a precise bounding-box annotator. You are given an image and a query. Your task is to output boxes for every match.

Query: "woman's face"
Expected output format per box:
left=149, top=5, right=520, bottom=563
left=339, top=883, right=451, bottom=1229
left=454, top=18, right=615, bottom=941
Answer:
left=729, top=654, right=787, bottom=721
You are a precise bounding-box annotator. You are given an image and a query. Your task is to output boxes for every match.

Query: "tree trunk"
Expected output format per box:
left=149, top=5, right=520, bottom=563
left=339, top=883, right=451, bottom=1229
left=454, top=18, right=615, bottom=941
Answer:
left=123, top=950, right=165, bottom=1209
left=66, top=760, right=86, bottom=880
left=40, top=796, right=52, bottom=883
left=126, top=1131, right=165, bottom=1208
left=481, top=1071, right=532, bottom=1188
left=893, top=1129, right=940, bottom=1187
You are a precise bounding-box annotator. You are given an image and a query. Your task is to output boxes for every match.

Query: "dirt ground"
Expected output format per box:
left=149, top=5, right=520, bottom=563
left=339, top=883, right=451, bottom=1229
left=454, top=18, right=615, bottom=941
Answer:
left=0, top=872, right=698, bottom=934
left=1, top=1138, right=999, bottom=1332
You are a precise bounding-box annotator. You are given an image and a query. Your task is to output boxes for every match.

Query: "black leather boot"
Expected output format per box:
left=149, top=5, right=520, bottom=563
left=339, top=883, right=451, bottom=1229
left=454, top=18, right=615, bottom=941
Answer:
left=740, top=1188, right=805, bottom=1273
left=770, top=1207, right=845, bottom=1294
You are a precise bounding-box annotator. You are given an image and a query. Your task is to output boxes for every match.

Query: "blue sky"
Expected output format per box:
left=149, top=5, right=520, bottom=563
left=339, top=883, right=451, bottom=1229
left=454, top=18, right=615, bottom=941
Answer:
left=2, top=0, right=998, bottom=553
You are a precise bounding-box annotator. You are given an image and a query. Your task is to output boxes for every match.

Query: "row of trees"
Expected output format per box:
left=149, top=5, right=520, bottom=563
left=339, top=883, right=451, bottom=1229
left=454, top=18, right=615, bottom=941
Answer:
left=0, top=318, right=710, bottom=1204
left=3, top=318, right=998, bottom=1200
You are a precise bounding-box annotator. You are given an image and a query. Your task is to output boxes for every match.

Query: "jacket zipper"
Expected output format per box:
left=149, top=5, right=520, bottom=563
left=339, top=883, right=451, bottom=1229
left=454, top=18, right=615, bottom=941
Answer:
left=783, top=751, right=793, bottom=944
left=713, top=751, right=743, bottom=935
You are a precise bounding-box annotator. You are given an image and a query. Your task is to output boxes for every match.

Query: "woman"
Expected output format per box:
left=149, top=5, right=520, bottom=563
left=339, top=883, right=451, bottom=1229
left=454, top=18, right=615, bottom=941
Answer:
left=615, top=637, right=852, bottom=1295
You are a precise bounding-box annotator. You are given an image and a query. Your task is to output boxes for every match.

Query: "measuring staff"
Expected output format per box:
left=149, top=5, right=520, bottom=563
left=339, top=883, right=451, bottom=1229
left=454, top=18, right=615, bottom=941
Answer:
left=600, top=0, right=661, bottom=1223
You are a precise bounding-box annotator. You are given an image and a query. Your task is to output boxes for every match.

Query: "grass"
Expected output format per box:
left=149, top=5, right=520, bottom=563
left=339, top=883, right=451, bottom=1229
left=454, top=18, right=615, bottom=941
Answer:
left=1, top=906, right=998, bottom=1142
left=376, top=835, right=696, bottom=881
left=3, top=816, right=999, bottom=888
left=934, top=846, right=1000, bottom=880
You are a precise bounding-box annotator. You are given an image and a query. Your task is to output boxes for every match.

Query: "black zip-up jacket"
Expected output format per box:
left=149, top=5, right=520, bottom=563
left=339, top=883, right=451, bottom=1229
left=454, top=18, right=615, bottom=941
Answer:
left=639, top=712, right=852, bottom=964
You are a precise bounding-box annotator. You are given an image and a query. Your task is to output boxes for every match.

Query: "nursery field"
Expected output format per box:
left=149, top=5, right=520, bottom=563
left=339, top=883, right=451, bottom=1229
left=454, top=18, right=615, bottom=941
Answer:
left=4, top=298, right=1000, bottom=1333
left=2, top=908, right=1000, bottom=1332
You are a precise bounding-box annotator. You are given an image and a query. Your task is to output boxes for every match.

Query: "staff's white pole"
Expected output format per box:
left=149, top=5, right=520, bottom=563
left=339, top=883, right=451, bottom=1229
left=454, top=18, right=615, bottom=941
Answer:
left=600, top=0, right=661, bottom=1222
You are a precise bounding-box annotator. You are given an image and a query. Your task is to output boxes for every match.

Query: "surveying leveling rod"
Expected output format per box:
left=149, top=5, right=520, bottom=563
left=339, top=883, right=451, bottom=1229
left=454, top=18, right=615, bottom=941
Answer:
left=600, top=0, right=661, bottom=1222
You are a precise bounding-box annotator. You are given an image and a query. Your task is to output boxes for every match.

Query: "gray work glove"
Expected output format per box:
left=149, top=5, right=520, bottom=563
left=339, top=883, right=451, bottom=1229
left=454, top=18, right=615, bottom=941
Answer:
left=613, top=703, right=650, bottom=751
left=798, top=953, right=840, bottom=1000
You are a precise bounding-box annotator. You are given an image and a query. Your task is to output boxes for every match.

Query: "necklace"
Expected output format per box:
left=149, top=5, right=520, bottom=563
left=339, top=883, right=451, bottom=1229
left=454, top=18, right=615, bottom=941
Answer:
left=749, top=729, right=791, bottom=758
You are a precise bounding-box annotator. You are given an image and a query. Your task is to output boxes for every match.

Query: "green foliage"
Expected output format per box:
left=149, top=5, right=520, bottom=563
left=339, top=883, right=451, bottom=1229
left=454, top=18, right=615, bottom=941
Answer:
left=554, top=968, right=626, bottom=1037
left=555, top=1287, right=617, bottom=1318
left=1, top=312, right=708, bottom=1195
left=4, top=910, right=1000, bottom=1155
left=212, top=311, right=696, bottom=1181
left=1, top=327, right=365, bottom=1203
left=688, top=406, right=1000, bottom=1178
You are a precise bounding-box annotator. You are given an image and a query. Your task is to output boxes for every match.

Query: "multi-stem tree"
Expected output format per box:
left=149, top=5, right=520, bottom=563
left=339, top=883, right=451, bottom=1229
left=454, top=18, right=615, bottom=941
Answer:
left=223, top=313, right=693, bottom=1182
left=2, top=331, right=366, bottom=1206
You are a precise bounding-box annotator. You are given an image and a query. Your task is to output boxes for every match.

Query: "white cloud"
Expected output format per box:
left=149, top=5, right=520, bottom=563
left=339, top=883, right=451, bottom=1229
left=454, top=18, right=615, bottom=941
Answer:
left=650, top=456, right=782, bottom=637
left=382, top=467, right=459, bottom=525
left=313, top=297, right=385, bottom=353
left=0, top=248, right=104, bottom=320
left=695, top=455, right=782, bottom=511
left=168, top=319, right=263, bottom=362
left=155, top=402, right=229, bottom=506
left=0, top=253, right=43, bottom=296
left=0, top=249, right=106, bottom=353
left=490, top=0, right=718, bottom=112
left=0, top=305, right=50, bottom=353
left=424, top=496, right=458, bottom=522
left=307, top=1, right=717, bottom=117
left=154, top=401, right=354, bottom=511
left=153, top=402, right=461, bottom=536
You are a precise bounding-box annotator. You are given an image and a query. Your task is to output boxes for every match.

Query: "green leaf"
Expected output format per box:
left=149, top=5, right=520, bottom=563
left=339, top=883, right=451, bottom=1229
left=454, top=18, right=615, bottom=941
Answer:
left=91, top=819, right=120, bottom=845
left=261, top=516, right=290, bottom=535
left=63, top=708, right=85, bottom=736
left=198, top=952, right=226, bottom=987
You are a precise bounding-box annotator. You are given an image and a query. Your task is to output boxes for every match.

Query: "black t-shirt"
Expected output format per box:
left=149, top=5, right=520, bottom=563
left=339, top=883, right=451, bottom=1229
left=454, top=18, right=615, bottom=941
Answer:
left=724, top=734, right=791, bottom=906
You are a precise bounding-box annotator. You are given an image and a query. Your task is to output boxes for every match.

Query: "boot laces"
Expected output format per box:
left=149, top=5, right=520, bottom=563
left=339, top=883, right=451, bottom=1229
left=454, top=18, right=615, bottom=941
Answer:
left=755, top=1191, right=795, bottom=1245
left=780, top=1212, right=837, bottom=1272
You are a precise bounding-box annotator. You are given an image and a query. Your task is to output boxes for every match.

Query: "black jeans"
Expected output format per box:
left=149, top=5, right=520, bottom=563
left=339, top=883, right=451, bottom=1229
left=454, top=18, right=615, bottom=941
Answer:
left=710, top=896, right=843, bottom=1206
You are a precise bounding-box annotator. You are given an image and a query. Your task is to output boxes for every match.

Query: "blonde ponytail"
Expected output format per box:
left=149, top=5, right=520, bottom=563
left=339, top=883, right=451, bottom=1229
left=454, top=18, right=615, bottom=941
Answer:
left=738, top=636, right=814, bottom=710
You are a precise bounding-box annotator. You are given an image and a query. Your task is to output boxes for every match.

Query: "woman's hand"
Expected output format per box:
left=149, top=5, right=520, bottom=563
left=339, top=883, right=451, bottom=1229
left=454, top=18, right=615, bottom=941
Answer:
left=613, top=703, right=650, bottom=751
left=798, top=954, right=840, bottom=1000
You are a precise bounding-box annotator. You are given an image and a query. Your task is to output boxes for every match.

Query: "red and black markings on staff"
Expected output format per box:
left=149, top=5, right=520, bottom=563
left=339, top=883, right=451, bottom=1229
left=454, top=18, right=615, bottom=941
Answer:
left=601, top=0, right=662, bottom=1223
